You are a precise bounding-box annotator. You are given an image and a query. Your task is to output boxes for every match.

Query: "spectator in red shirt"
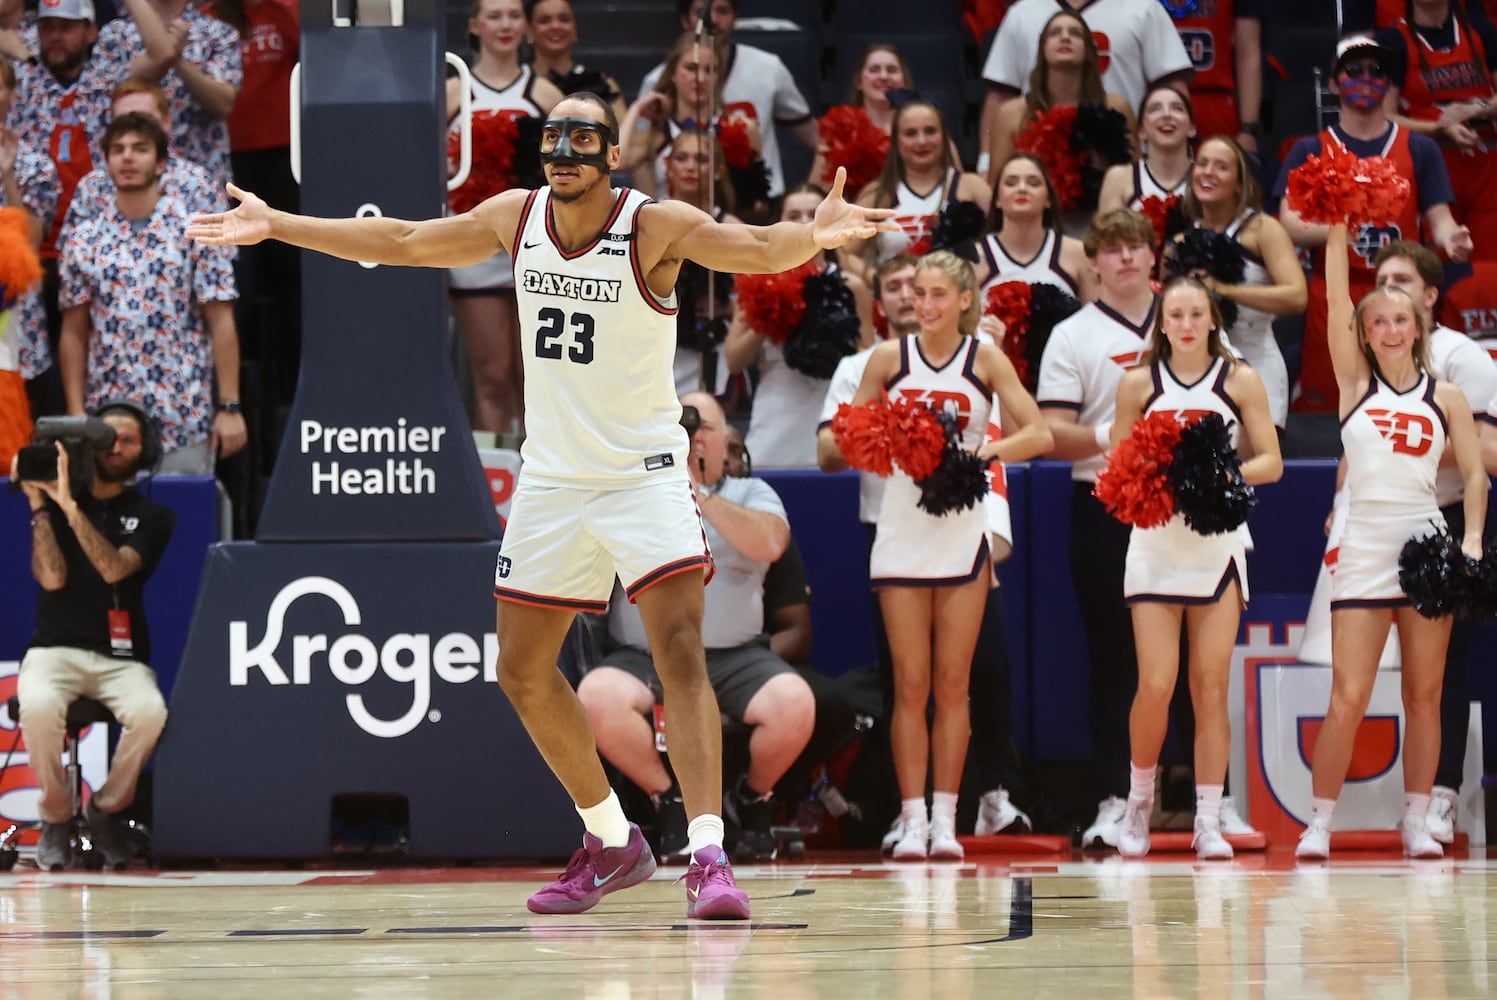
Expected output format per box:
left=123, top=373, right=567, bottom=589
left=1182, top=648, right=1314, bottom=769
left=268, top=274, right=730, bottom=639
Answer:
left=205, top=0, right=300, bottom=407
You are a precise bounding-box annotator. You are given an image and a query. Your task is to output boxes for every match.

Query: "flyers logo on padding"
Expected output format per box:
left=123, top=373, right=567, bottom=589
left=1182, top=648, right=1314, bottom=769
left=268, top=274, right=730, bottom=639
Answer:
left=1366, top=408, right=1436, bottom=456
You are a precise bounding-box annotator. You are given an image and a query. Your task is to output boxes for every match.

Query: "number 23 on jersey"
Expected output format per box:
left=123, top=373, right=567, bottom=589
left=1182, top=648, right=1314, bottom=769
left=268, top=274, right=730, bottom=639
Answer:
left=534, top=307, right=595, bottom=364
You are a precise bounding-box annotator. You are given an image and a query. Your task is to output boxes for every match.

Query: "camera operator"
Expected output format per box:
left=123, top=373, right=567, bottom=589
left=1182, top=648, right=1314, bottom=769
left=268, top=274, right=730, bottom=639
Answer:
left=9, top=400, right=173, bottom=871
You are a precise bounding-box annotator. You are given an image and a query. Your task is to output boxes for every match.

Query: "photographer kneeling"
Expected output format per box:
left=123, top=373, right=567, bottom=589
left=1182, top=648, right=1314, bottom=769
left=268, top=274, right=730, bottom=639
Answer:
left=9, top=401, right=173, bottom=870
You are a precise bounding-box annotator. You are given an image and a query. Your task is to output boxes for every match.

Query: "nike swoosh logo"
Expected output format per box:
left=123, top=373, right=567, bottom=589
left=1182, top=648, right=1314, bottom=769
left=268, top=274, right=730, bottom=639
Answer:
left=523, top=240, right=542, bottom=249
left=593, top=864, right=625, bottom=887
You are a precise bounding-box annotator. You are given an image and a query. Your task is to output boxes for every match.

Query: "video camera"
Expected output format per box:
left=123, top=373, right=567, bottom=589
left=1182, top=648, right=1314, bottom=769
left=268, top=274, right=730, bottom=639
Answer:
left=15, top=416, right=118, bottom=494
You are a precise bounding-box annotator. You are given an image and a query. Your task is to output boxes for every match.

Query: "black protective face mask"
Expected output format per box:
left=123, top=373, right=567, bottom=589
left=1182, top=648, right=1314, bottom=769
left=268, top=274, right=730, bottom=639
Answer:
left=539, top=117, right=617, bottom=174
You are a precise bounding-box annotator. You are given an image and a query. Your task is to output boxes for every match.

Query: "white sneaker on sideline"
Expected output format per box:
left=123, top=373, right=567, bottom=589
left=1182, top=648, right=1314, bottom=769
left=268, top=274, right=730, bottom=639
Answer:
left=891, top=817, right=930, bottom=861
left=975, top=787, right=1032, bottom=836
left=1219, top=797, right=1257, bottom=836
left=1296, top=817, right=1331, bottom=860
left=1426, top=787, right=1458, bottom=845
left=881, top=815, right=907, bottom=854
left=1082, top=796, right=1128, bottom=849
left=1402, top=815, right=1443, bottom=859
left=1193, top=815, right=1234, bottom=860
left=929, top=817, right=964, bottom=860
left=1118, top=797, right=1152, bottom=858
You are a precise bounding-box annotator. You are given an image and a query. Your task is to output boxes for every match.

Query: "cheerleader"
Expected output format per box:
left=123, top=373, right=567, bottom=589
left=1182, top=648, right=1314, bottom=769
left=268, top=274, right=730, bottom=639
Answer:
left=977, top=153, right=1095, bottom=302
left=1109, top=277, right=1283, bottom=860
left=445, top=0, right=562, bottom=435
left=523, top=0, right=628, bottom=127
left=841, top=251, right=1052, bottom=860
left=842, top=100, right=991, bottom=281
left=1297, top=223, right=1488, bottom=861
left=724, top=185, right=874, bottom=468
left=1170, top=136, right=1308, bottom=427
left=1098, top=83, right=1196, bottom=220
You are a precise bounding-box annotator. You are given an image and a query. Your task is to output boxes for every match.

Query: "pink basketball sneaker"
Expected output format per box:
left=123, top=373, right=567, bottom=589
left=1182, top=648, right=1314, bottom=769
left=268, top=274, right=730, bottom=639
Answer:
left=527, top=823, right=657, bottom=914
left=683, top=846, right=751, bottom=920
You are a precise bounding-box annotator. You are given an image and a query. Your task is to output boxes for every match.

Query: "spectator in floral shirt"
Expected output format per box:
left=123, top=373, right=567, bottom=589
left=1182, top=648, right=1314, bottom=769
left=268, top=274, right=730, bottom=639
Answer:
left=10, top=0, right=115, bottom=416
left=59, top=113, right=245, bottom=472
left=60, top=78, right=220, bottom=244
left=95, top=0, right=240, bottom=192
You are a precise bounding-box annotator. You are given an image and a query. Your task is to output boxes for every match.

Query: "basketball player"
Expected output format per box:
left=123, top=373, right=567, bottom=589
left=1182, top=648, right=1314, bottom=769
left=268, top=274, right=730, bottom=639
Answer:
left=189, top=91, right=893, bottom=918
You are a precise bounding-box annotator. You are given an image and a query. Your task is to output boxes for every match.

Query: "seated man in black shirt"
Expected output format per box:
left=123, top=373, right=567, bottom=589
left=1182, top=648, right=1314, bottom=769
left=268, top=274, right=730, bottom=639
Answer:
left=10, top=401, right=174, bottom=871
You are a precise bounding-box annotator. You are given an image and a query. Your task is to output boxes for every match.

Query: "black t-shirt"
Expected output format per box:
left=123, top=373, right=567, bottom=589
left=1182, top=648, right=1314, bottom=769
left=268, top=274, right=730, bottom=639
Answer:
left=30, top=488, right=175, bottom=664
left=763, top=535, right=812, bottom=616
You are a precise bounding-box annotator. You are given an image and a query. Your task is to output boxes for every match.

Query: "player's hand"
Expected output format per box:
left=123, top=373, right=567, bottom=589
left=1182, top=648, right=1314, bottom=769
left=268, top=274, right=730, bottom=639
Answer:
left=811, top=167, right=897, bottom=249
left=188, top=183, right=272, bottom=246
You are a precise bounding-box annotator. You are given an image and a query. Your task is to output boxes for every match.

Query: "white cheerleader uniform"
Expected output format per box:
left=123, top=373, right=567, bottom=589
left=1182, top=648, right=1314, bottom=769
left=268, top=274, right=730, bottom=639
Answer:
left=1125, top=160, right=1188, bottom=209
left=1123, top=356, right=1249, bottom=604
left=977, top=229, right=1080, bottom=300
left=1212, top=212, right=1289, bottom=427
left=873, top=169, right=959, bottom=264
left=1332, top=372, right=1448, bottom=607
left=870, top=335, right=993, bottom=585
left=450, top=65, right=546, bottom=292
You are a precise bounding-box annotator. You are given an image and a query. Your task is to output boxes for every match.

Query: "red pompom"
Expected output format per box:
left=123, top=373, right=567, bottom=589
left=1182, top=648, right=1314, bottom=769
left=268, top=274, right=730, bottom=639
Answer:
left=735, top=261, right=819, bottom=343
left=448, top=111, right=520, bottom=215
left=832, top=399, right=897, bottom=477
left=716, top=116, right=756, bottom=171
left=1093, top=412, right=1183, bottom=529
left=831, top=393, right=947, bottom=480
left=887, top=395, right=946, bottom=481
left=818, top=105, right=890, bottom=197
left=1286, top=149, right=1412, bottom=227
left=1137, top=193, right=1179, bottom=249
left=1016, top=106, right=1082, bottom=212
left=984, top=280, right=1035, bottom=384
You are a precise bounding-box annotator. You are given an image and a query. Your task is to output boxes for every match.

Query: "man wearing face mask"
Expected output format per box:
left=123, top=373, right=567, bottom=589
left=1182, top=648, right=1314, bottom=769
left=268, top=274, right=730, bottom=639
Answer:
left=1274, top=35, right=1473, bottom=415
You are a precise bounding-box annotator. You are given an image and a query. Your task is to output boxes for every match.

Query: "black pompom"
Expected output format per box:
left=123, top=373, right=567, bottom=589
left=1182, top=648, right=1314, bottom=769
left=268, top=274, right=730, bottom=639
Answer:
left=928, top=201, right=986, bottom=262
left=1165, top=228, right=1248, bottom=330
left=915, top=411, right=990, bottom=517
left=728, top=159, right=772, bottom=213
left=552, top=68, right=622, bottom=103
left=1070, top=105, right=1134, bottom=166
left=1025, top=284, right=1082, bottom=377
left=675, top=262, right=733, bottom=351
left=512, top=116, right=547, bottom=191
left=1398, top=526, right=1483, bottom=619
left=784, top=271, right=861, bottom=379
left=1168, top=413, right=1256, bottom=535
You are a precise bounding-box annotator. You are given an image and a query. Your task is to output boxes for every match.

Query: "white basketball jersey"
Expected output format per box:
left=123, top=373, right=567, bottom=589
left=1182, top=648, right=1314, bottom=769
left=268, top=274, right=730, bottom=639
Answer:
left=1341, top=372, right=1447, bottom=510
left=875, top=169, right=957, bottom=263
left=1126, top=161, right=1187, bottom=209
left=1037, top=298, right=1157, bottom=482
left=1142, top=355, right=1240, bottom=439
left=512, top=187, right=687, bottom=487
left=886, top=335, right=992, bottom=454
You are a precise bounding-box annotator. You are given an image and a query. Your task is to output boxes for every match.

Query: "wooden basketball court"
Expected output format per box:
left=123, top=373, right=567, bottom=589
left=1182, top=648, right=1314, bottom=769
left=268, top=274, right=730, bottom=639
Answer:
left=2, top=848, right=1492, bottom=997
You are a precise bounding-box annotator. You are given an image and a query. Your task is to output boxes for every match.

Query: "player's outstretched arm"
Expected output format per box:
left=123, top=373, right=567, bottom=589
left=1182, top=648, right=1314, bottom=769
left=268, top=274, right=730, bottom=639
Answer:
left=188, top=184, right=522, bottom=269
left=666, top=167, right=896, bottom=275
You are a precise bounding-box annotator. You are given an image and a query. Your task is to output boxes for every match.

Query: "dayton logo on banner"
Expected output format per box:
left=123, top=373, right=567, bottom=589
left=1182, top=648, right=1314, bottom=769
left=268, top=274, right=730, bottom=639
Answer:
left=228, top=577, right=499, bottom=739
left=0, top=661, right=109, bottom=842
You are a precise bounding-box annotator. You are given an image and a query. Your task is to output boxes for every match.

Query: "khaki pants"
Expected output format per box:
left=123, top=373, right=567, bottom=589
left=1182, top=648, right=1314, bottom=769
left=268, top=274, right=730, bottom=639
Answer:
left=17, top=647, right=168, bottom=823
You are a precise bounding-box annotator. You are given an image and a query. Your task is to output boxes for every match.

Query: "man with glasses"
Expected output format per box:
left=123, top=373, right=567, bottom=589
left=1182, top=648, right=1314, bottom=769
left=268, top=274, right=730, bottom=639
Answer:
left=190, top=91, right=890, bottom=920
left=1274, top=35, right=1472, bottom=414
left=9, top=400, right=173, bottom=871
